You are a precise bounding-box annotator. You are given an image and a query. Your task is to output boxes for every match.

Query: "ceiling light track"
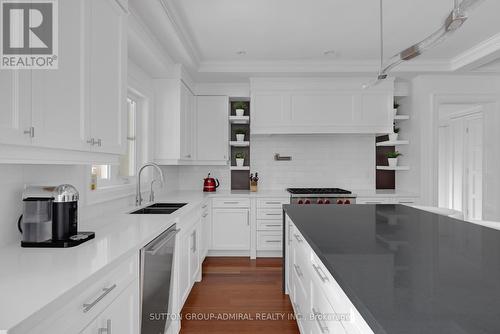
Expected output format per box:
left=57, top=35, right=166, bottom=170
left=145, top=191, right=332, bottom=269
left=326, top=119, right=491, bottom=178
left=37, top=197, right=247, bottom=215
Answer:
left=363, top=0, right=485, bottom=89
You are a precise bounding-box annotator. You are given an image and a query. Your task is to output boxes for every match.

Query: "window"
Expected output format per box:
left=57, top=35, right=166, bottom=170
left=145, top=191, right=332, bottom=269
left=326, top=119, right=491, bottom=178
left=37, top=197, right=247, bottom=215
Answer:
left=91, top=96, right=139, bottom=189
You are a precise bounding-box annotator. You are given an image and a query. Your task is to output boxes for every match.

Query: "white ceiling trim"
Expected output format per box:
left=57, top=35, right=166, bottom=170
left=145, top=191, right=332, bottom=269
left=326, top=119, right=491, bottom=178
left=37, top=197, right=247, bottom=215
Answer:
left=450, top=32, right=500, bottom=71
left=198, top=59, right=451, bottom=74
left=158, top=0, right=202, bottom=67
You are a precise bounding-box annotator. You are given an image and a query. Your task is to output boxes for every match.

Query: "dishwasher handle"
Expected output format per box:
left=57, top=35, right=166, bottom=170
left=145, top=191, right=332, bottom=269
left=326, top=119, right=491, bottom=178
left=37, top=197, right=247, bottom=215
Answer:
left=144, top=227, right=180, bottom=256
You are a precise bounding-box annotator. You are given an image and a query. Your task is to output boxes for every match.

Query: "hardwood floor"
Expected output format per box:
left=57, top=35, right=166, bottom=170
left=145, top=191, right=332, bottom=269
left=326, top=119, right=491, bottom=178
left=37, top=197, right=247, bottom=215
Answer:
left=180, top=257, right=299, bottom=334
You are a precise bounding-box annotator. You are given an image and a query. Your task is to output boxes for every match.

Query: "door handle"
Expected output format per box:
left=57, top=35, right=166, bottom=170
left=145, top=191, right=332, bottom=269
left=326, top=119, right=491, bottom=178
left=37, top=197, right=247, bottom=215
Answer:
left=98, top=319, right=111, bottom=334
left=83, top=285, right=117, bottom=313
left=312, top=264, right=329, bottom=283
left=293, top=264, right=303, bottom=277
left=312, top=308, right=329, bottom=333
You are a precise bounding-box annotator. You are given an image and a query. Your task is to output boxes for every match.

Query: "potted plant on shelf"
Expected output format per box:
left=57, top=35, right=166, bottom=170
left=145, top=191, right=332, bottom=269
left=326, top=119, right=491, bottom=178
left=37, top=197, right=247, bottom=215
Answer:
left=235, top=128, right=246, bottom=142
left=386, top=151, right=402, bottom=167
left=393, top=103, right=400, bottom=117
left=389, top=127, right=400, bottom=142
left=234, top=101, right=248, bottom=117
left=235, top=152, right=246, bottom=167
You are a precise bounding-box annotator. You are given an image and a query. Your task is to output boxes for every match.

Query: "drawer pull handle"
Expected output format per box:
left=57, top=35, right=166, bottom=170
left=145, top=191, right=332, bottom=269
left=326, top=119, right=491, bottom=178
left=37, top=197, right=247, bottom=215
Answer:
left=293, top=264, right=303, bottom=277
left=265, top=213, right=282, bottom=216
left=265, top=224, right=281, bottom=227
left=294, top=234, right=303, bottom=243
left=312, top=308, right=330, bottom=333
left=83, top=284, right=117, bottom=313
left=202, top=213, right=208, bottom=218
left=202, top=204, right=208, bottom=209
left=98, top=319, right=111, bottom=334
left=266, top=240, right=281, bottom=243
left=312, top=264, right=329, bottom=283
left=266, top=201, right=282, bottom=205
left=224, top=201, right=240, bottom=204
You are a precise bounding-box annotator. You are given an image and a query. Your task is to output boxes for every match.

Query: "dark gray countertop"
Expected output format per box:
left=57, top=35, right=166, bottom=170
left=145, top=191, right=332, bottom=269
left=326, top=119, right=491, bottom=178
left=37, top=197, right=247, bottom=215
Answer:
left=284, top=204, right=500, bottom=334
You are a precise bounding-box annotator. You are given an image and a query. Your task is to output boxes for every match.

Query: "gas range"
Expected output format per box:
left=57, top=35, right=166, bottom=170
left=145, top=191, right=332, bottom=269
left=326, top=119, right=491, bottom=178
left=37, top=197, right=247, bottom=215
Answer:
left=286, top=188, right=357, bottom=205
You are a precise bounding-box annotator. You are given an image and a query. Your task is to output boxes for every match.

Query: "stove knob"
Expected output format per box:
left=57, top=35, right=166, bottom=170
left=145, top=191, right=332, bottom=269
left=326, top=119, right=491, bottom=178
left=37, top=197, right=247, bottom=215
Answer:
left=344, top=199, right=351, bottom=205
left=304, top=200, right=311, bottom=205
left=317, top=199, right=324, bottom=204
left=337, top=199, right=344, bottom=205
left=324, top=199, right=331, bottom=204
left=297, top=200, right=304, bottom=205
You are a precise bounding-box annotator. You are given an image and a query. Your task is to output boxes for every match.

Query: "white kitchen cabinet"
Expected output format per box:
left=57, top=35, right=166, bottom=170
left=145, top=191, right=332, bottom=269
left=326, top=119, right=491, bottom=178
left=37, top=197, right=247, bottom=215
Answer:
left=212, top=208, right=251, bottom=251
left=356, top=197, right=417, bottom=205
left=178, top=227, right=192, bottom=306
left=88, top=0, right=127, bottom=154
left=31, top=0, right=89, bottom=152
left=0, top=71, right=31, bottom=145
left=0, top=0, right=127, bottom=159
left=200, top=200, right=211, bottom=260
left=154, top=79, right=197, bottom=164
left=80, top=280, right=139, bottom=334
left=189, top=221, right=201, bottom=283
left=250, top=78, right=394, bottom=135
left=196, top=96, right=229, bottom=164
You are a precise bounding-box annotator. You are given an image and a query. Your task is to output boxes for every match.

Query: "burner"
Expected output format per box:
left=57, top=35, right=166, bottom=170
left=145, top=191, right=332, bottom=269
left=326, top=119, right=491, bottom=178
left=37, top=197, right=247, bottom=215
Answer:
left=286, top=188, right=352, bottom=195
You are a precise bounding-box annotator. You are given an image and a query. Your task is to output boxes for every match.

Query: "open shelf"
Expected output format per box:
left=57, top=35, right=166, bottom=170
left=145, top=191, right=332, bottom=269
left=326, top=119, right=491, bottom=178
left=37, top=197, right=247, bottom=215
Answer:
left=377, top=166, right=410, bottom=171
left=229, top=116, right=250, bottom=124
left=230, top=141, right=250, bottom=147
left=230, top=166, right=250, bottom=171
left=394, top=115, right=410, bottom=120
left=376, top=140, right=409, bottom=147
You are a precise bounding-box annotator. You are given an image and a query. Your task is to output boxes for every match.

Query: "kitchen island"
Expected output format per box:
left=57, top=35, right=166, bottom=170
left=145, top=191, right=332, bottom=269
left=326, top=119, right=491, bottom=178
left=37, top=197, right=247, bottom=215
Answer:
left=283, top=204, right=500, bottom=334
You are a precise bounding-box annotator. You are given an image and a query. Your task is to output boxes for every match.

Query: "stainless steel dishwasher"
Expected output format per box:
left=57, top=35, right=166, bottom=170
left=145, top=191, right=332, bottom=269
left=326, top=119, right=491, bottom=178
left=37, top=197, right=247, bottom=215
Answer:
left=140, top=225, right=180, bottom=334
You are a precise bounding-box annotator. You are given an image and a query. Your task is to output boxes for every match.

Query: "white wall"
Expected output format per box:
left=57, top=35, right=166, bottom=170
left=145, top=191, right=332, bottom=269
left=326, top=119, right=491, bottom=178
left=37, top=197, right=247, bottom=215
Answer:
left=397, top=75, right=500, bottom=221
left=250, top=135, right=376, bottom=190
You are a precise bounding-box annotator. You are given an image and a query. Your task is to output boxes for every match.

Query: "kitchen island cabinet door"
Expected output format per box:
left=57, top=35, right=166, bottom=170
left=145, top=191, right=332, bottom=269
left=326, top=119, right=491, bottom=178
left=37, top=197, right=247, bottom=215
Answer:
left=212, top=209, right=250, bottom=251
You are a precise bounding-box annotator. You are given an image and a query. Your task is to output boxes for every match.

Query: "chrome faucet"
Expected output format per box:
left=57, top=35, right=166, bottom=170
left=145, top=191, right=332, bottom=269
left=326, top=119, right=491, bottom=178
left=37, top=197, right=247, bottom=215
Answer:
left=136, top=162, right=165, bottom=206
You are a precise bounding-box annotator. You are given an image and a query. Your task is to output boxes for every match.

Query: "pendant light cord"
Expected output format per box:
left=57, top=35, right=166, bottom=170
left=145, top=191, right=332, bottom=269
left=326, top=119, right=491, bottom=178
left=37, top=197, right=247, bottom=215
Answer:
left=379, top=0, right=384, bottom=73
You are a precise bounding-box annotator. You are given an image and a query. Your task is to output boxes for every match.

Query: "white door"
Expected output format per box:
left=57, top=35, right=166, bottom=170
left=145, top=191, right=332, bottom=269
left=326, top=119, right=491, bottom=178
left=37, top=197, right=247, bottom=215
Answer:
left=178, top=229, right=192, bottom=307
left=189, top=222, right=200, bottom=282
left=80, top=281, right=139, bottom=334
left=212, top=209, right=250, bottom=250
left=0, top=71, right=31, bottom=145
left=465, top=115, right=483, bottom=220
left=180, top=83, right=194, bottom=160
left=196, top=96, right=228, bottom=162
left=89, top=0, right=127, bottom=154
left=31, top=0, right=89, bottom=151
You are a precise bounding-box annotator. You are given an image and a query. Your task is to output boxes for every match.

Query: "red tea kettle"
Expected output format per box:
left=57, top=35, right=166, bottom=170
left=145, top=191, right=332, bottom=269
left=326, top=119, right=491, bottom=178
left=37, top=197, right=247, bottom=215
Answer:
left=203, top=173, right=220, bottom=192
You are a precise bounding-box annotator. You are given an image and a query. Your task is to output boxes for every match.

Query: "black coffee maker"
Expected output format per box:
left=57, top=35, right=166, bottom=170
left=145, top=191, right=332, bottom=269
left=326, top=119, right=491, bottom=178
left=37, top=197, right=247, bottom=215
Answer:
left=19, top=184, right=95, bottom=248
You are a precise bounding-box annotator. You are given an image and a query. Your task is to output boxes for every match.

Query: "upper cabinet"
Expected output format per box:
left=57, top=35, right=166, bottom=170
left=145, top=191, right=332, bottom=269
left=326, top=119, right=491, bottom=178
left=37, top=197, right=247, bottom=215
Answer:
left=88, top=0, right=127, bottom=154
left=250, top=78, right=394, bottom=135
left=0, top=0, right=127, bottom=160
left=154, top=79, right=196, bottom=164
left=154, top=80, right=229, bottom=165
left=196, top=96, right=229, bottom=164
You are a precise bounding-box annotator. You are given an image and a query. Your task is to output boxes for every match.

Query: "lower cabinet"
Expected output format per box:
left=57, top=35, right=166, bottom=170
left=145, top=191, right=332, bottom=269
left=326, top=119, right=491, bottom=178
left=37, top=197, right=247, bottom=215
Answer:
left=286, top=216, right=374, bottom=334
left=178, top=216, right=202, bottom=308
left=80, top=280, right=139, bottom=334
left=211, top=208, right=250, bottom=251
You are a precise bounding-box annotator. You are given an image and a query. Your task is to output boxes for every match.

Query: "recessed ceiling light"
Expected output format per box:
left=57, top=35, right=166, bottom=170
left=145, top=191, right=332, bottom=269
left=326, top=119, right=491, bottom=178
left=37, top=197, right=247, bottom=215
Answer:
left=323, top=50, right=336, bottom=56
left=236, top=50, right=247, bottom=56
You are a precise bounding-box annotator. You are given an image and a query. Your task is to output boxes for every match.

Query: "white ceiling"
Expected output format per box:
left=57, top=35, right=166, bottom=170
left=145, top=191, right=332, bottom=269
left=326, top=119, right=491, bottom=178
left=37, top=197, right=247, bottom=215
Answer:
left=170, top=0, right=500, bottom=62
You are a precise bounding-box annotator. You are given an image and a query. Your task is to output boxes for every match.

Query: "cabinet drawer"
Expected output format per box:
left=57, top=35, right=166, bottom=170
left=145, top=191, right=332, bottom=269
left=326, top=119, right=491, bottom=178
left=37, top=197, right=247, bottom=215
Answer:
left=356, top=198, right=390, bottom=204
left=26, top=254, right=138, bottom=334
left=257, top=219, right=283, bottom=231
left=311, top=278, right=347, bottom=334
left=212, top=198, right=250, bottom=208
left=257, top=198, right=289, bottom=208
left=257, top=231, right=283, bottom=250
left=257, top=208, right=283, bottom=220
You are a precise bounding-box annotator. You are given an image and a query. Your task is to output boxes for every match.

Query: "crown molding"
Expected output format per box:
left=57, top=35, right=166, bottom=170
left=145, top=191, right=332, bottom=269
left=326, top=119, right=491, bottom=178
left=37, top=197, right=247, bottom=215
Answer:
left=158, top=0, right=202, bottom=67
left=197, top=59, right=451, bottom=75
left=451, top=32, right=500, bottom=71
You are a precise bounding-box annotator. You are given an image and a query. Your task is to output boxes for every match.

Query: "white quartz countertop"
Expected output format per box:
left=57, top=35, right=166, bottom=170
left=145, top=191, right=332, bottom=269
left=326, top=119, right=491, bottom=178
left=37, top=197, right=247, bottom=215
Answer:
left=0, top=189, right=291, bottom=333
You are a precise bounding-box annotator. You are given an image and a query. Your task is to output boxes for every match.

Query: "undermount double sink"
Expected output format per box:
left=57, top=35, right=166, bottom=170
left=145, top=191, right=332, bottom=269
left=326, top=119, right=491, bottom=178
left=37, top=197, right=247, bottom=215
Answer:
left=130, top=203, right=187, bottom=215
